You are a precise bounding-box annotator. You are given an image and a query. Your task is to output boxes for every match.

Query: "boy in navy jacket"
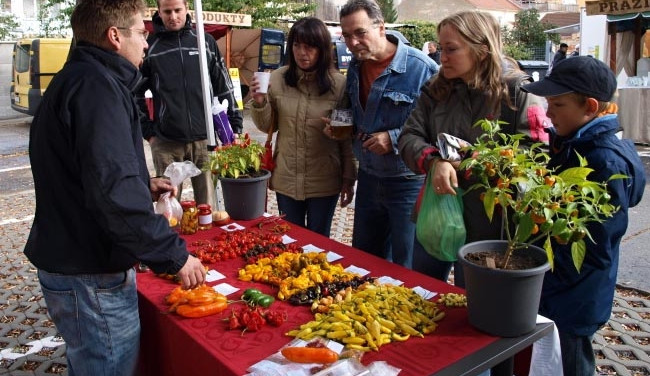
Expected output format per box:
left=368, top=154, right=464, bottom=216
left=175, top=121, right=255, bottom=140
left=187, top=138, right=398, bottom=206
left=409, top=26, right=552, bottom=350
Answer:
left=522, top=56, right=645, bottom=376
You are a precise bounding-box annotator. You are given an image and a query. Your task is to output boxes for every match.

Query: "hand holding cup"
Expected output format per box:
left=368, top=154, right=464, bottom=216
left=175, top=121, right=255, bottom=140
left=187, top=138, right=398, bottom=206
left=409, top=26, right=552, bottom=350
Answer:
left=328, top=109, right=353, bottom=139
left=251, top=71, right=271, bottom=105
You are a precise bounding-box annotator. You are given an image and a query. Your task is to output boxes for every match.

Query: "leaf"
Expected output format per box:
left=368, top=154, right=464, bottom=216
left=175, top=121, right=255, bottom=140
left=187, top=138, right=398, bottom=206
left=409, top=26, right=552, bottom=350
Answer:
left=608, top=173, right=629, bottom=181
left=544, top=236, right=554, bottom=271
left=558, top=167, right=594, bottom=183
left=571, top=240, right=586, bottom=272
left=551, top=218, right=568, bottom=236
left=483, top=190, right=496, bottom=221
left=515, top=213, right=534, bottom=243
left=576, top=151, right=588, bottom=167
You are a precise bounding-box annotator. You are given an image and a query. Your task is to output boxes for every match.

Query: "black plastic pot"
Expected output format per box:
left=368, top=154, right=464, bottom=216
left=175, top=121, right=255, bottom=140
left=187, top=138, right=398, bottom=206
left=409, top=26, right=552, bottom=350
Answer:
left=458, top=240, right=550, bottom=337
left=218, top=169, right=271, bottom=220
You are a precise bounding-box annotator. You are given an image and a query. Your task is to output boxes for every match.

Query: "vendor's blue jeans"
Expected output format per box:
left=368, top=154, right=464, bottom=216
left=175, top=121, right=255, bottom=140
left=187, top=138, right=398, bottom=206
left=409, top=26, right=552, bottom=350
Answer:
left=559, top=331, right=596, bottom=376
left=276, top=192, right=339, bottom=237
left=412, top=236, right=466, bottom=288
left=352, top=170, right=424, bottom=268
left=38, top=268, right=140, bottom=376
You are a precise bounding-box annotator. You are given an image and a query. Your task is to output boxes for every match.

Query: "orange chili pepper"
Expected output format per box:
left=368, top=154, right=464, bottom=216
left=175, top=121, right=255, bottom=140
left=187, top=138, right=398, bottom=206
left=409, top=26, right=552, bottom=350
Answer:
left=281, top=347, right=339, bottom=364
left=175, top=298, right=228, bottom=318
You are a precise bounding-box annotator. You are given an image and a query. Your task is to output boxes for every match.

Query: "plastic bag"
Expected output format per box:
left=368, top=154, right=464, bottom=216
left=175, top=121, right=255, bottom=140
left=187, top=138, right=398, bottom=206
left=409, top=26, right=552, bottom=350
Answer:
left=416, top=172, right=466, bottom=262
left=212, top=97, right=235, bottom=145
left=154, top=161, right=202, bottom=228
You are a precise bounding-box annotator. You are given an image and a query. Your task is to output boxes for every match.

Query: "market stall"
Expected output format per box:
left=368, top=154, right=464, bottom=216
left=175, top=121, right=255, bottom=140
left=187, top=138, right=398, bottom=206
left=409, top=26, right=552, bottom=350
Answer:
left=585, top=0, right=650, bottom=143
left=136, top=218, right=554, bottom=376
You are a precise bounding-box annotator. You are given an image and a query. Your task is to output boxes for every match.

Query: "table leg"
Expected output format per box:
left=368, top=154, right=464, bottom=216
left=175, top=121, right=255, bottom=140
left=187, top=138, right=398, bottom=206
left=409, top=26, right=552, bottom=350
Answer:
left=491, top=357, right=514, bottom=376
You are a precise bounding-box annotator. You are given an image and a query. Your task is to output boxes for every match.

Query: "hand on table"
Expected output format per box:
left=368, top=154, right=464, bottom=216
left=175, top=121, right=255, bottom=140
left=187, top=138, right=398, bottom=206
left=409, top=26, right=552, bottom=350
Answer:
left=177, top=255, right=206, bottom=290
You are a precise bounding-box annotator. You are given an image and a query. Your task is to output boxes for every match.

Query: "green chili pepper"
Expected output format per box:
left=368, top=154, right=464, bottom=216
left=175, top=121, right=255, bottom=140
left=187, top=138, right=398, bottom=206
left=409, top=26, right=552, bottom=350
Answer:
left=242, top=288, right=263, bottom=301
left=254, top=294, right=275, bottom=308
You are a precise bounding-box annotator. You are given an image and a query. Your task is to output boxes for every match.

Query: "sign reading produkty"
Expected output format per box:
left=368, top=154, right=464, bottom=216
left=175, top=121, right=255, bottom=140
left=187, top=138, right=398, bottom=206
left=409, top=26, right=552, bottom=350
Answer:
left=585, top=0, right=650, bottom=16
left=144, top=8, right=252, bottom=27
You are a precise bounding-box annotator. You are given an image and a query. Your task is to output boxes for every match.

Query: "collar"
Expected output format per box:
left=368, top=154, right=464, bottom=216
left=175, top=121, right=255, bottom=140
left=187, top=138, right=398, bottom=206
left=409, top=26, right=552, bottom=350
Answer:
left=349, top=35, right=409, bottom=74
left=297, top=67, right=317, bottom=81
left=73, top=42, right=143, bottom=91
left=575, top=114, right=617, bottom=139
left=384, top=34, right=409, bottom=74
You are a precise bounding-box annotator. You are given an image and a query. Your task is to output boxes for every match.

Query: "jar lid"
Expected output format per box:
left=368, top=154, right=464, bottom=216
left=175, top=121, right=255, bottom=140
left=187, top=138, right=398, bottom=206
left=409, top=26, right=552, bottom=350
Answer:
left=197, top=204, right=211, bottom=210
left=180, top=200, right=196, bottom=209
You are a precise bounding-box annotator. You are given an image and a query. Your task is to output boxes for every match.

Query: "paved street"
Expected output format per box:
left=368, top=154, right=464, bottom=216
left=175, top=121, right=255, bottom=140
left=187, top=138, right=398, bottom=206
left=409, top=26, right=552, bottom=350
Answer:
left=0, top=113, right=649, bottom=375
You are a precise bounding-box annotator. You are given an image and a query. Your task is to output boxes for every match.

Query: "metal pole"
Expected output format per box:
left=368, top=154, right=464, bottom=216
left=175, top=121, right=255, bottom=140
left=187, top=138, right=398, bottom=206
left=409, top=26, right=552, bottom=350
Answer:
left=193, top=0, right=217, bottom=149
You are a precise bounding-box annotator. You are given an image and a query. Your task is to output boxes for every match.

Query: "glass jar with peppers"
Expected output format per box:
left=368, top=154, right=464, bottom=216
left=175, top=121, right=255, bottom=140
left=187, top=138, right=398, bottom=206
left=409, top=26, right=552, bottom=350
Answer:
left=197, top=204, right=213, bottom=230
left=180, top=200, right=198, bottom=235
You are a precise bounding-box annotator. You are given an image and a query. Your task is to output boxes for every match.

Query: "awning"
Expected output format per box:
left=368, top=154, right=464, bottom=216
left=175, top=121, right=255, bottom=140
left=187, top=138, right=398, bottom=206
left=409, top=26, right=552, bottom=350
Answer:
left=606, top=12, right=650, bottom=32
left=607, top=11, right=650, bottom=21
left=544, top=23, right=580, bottom=34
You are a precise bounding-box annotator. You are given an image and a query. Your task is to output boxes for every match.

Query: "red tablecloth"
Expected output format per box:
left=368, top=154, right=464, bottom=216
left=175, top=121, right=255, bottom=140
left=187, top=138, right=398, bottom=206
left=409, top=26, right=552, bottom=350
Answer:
left=137, top=220, right=500, bottom=376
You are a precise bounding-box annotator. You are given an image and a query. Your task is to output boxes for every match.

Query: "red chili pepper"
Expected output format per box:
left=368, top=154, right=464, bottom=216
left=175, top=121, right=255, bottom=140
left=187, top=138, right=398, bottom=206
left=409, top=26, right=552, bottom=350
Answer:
left=265, top=310, right=287, bottom=327
left=228, top=315, right=241, bottom=330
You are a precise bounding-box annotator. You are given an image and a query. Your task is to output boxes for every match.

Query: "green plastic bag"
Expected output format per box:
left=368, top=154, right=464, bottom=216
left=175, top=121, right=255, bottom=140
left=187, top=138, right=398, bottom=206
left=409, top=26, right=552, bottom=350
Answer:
left=416, top=172, right=466, bottom=262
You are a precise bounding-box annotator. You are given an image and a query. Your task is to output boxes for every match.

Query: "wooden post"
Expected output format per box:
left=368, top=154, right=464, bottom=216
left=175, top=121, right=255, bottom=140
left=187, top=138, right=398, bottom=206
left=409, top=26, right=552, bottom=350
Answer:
left=608, top=21, right=617, bottom=72
left=225, top=28, right=232, bottom=69
left=634, top=16, right=642, bottom=75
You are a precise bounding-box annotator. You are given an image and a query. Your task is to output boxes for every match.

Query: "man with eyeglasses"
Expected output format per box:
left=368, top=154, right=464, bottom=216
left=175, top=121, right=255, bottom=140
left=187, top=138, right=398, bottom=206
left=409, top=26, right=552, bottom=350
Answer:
left=137, top=0, right=243, bottom=209
left=25, top=0, right=206, bottom=374
left=338, top=0, right=438, bottom=268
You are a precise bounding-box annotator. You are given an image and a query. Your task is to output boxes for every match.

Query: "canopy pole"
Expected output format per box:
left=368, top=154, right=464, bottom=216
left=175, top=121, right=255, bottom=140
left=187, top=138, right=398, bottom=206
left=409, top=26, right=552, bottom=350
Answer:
left=194, top=0, right=217, bottom=150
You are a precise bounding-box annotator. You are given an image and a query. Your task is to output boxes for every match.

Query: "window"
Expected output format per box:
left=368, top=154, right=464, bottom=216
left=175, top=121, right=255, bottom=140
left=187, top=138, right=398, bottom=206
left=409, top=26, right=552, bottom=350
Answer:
left=15, top=43, right=30, bottom=73
left=260, top=44, right=282, bottom=66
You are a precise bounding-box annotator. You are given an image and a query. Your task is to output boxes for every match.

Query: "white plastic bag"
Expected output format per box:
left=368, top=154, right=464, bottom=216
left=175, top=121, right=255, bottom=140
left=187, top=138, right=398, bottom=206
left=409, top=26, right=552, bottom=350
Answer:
left=154, top=161, right=202, bottom=227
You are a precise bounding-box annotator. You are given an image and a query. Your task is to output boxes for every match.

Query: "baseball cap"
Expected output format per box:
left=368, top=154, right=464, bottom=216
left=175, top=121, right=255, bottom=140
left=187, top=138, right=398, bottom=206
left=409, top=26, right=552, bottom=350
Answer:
left=521, top=56, right=617, bottom=102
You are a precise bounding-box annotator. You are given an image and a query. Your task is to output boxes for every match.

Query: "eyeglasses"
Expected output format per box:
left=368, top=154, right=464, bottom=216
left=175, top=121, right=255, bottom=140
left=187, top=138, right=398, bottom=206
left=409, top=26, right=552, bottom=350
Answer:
left=117, top=27, right=149, bottom=40
left=339, top=24, right=380, bottom=42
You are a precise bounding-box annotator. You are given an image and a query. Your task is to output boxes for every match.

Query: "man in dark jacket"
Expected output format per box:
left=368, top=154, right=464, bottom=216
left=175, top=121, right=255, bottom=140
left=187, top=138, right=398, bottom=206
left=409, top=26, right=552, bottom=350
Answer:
left=25, top=0, right=206, bottom=374
left=427, top=41, right=440, bottom=65
left=547, top=42, right=568, bottom=75
left=138, top=0, right=243, bottom=208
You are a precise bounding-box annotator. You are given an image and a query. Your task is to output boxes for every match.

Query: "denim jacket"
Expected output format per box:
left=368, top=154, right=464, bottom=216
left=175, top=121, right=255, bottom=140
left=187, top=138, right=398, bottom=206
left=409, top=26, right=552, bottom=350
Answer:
left=346, top=35, right=438, bottom=178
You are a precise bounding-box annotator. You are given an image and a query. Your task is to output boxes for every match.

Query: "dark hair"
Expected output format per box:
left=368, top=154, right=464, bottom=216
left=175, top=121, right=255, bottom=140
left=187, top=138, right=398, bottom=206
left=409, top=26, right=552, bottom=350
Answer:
left=71, top=0, right=145, bottom=46
left=560, top=43, right=568, bottom=48
left=339, top=0, right=384, bottom=23
left=284, top=17, right=334, bottom=95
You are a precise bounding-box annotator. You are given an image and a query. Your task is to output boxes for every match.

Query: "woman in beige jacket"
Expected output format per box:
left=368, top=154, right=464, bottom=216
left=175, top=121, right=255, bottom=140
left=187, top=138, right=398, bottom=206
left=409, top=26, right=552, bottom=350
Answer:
left=250, top=17, right=356, bottom=237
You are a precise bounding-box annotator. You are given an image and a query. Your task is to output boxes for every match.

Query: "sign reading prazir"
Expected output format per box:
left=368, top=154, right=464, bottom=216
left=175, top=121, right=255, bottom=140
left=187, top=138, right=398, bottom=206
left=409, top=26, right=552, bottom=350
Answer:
left=585, top=0, right=650, bottom=15
left=144, top=8, right=252, bottom=27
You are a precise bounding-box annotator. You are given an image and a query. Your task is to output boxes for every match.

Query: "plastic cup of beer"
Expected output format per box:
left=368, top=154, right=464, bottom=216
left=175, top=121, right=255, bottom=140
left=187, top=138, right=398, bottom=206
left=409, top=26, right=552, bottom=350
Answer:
left=254, top=71, right=271, bottom=94
left=330, top=109, right=353, bottom=139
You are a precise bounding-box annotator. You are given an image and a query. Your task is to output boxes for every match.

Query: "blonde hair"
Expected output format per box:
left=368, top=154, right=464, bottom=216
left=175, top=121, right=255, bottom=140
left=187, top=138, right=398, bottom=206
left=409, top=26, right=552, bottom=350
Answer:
left=429, top=11, right=511, bottom=114
left=567, top=92, right=616, bottom=116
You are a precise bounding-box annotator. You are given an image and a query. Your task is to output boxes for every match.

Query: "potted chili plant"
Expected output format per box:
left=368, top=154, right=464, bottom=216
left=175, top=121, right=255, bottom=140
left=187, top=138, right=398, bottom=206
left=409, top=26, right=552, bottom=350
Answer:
left=456, top=118, right=622, bottom=337
left=206, top=133, right=271, bottom=220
